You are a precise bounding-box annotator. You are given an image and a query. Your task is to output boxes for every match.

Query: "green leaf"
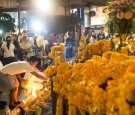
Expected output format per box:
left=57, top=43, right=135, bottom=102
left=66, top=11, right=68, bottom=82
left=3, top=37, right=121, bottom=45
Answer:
left=0, top=12, right=15, bottom=34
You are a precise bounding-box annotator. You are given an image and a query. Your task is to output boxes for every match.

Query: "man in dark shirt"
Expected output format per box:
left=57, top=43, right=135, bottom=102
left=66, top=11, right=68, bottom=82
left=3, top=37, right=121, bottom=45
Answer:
left=97, top=28, right=106, bottom=41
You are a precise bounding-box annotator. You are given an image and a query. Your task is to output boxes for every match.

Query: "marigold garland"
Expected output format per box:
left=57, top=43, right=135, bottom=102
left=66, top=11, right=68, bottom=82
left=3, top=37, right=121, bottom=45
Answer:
left=56, top=95, right=63, bottom=115
left=77, top=39, right=112, bottom=62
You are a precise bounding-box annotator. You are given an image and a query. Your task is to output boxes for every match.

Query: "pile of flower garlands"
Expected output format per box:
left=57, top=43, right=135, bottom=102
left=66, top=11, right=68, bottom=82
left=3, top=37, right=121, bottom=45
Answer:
left=45, top=51, right=135, bottom=115
left=77, top=39, right=112, bottom=62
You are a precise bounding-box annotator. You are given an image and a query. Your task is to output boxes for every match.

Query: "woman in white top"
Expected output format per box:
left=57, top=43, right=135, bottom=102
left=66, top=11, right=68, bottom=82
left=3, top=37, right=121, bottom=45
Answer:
left=89, top=30, right=97, bottom=43
left=1, top=36, right=17, bottom=65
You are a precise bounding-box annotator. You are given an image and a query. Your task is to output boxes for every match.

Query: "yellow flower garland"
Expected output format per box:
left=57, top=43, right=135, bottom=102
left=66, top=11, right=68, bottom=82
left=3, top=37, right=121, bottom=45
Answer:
left=77, top=39, right=112, bottom=62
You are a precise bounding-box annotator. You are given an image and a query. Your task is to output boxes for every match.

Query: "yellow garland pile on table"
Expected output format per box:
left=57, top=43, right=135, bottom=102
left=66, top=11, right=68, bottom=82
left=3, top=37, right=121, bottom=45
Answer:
left=77, top=39, right=112, bottom=62
left=45, top=51, right=135, bottom=115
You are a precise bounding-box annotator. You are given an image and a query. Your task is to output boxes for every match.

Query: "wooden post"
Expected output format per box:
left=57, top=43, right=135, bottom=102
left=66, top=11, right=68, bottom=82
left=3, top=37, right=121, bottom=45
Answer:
left=63, top=97, right=68, bottom=115
left=17, top=0, right=21, bottom=34
left=51, top=76, right=57, bottom=115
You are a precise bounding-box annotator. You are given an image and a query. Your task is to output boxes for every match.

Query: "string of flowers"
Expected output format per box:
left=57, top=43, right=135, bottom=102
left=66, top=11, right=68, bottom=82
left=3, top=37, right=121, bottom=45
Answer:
left=77, top=39, right=112, bottom=62
left=56, top=94, right=63, bottom=115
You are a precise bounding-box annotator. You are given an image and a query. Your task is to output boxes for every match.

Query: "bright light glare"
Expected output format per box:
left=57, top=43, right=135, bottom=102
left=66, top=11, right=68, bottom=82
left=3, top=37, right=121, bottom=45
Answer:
left=32, top=20, right=42, bottom=33
left=0, top=30, right=3, bottom=34
left=36, top=0, right=53, bottom=12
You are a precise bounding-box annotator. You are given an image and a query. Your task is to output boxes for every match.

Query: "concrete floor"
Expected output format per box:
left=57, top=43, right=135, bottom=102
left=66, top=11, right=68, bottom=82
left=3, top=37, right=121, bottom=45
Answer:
left=0, top=80, right=10, bottom=104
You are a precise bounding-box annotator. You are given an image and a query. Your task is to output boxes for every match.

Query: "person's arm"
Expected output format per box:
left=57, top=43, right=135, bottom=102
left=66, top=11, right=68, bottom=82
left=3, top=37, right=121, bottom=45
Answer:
left=91, top=37, right=94, bottom=43
left=16, top=74, right=24, bottom=82
left=97, top=34, right=99, bottom=41
left=21, top=48, right=29, bottom=52
left=1, top=45, right=4, bottom=57
left=30, top=71, right=47, bottom=81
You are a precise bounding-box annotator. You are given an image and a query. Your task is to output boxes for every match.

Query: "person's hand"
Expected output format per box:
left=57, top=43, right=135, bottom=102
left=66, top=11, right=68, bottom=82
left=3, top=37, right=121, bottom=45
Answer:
left=21, top=79, right=29, bottom=88
left=21, top=79, right=26, bottom=82
left=42, top=78, right=49, bottom=84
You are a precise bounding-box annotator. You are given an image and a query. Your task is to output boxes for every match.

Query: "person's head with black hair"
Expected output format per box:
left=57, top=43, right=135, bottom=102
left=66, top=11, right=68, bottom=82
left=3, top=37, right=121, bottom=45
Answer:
left=28, top=56, right=39, bottom=67
left=5, top=36, right=10, bottom=41
left=0, top=36, right=3, bottom=44
left=22, top=30, right=27, bottom=33
left=100, top=28, right=105, bottom=34
left=6, top=36, right=14, bottom=49
left=22, top=30, right=27, bottom=37
left=11, top=34, right=17, bottom=40
left=37, top=49, right=43, bottom=58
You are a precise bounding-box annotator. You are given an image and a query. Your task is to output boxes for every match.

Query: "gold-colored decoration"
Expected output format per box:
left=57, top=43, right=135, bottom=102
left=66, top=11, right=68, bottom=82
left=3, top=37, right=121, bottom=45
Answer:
left=54, top=45, right=65, bottom=66
left=48, top=43, right=65, bottom=65
left=121, top=47, right=129, bottom=55
left=78, top=35, right=86, bottom=52
left=121, top=34, right=127, bottom=46
left=111, top=34, right=129, bottom=55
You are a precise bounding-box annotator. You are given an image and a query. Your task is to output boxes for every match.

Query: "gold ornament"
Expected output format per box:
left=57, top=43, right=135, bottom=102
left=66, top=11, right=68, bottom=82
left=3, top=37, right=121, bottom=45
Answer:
left=116, top=10, right=124, bottom=19
left=124, top=11, right=133, bottom=20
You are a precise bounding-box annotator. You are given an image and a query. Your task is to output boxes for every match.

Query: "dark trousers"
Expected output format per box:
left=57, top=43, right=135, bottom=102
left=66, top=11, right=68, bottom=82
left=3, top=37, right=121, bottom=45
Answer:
left=3, top=57, right=17, bottom=66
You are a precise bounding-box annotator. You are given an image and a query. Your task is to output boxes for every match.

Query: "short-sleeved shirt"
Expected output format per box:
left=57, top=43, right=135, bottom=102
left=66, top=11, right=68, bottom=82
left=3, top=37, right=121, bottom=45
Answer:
left=36, top=35, right=45, bottom=49
left=1, top=43, right=15, bottom=58
left=29, top=37, right=34, bottom=46
left=0, top=61, right=34, bottom=75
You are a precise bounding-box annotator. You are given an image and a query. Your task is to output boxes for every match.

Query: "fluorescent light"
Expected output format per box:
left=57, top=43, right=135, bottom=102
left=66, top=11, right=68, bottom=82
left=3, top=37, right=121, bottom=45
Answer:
left=31, top=20, right=42, bottom=33
left=35, top=0, right=53, bottom=12
left=0, top=30, right=3, bottom=34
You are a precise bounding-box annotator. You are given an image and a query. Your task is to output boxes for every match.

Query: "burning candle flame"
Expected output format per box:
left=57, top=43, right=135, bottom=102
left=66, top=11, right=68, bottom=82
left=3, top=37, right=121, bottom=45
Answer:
left=45, top=87, right=48, bottom=91
left=23, top=100, right=26, bottom=104
left=32, top=88, right=37, bottom=98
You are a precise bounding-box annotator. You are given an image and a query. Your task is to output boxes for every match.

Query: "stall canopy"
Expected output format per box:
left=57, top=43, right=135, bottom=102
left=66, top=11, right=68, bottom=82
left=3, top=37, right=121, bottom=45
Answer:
left=0, top=0, right=109, bottom=12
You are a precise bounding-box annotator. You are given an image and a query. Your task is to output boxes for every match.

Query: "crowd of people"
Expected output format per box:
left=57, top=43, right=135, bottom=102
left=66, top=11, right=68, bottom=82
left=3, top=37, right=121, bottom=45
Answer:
left=85, top=28, right=108, bottom=44
left=0, top=28, right=111, bottom=65
left=0, top=30, right=50, bottom=71
left=0, top=30, right=49, bottom=110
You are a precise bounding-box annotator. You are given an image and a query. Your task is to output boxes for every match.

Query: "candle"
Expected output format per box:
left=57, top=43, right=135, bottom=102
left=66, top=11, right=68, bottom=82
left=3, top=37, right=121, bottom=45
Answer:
left=32, top=88, right=37, bottom=98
